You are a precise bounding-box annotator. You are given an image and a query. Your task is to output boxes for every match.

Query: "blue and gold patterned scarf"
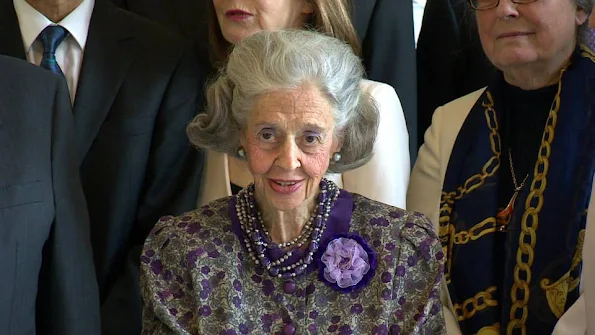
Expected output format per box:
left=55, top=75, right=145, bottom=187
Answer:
left=440, top=46, right=595, bottom=334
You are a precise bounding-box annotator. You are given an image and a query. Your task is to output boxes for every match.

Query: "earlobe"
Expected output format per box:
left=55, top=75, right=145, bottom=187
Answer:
left=239, top=130, right=247, bottom=147
left=333, top=137, right=344, bottom=154
left=302, top=0, right=314, bottom=14
left=237, top=146, right=247, bottom=159
left=576, top=10, right=589, bottom=25
left=238, top=131, right=249, bottom=156
left=330, top=139, right=343, bottom=165
left=330, top=152, right=342, bottom=164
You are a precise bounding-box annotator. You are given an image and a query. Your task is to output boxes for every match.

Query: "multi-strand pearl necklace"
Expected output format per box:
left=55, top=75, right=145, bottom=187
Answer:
left=235, top=178, right=340, bottom=279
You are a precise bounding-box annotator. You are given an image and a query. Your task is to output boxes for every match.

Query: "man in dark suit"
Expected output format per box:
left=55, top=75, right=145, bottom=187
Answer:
left=0, top=0, right=205, bottom=333
left=111, top=0, right=419, bottom=158
left=351, top=0, right=418, bottom=158
left=416, top=0, right=495, bottom=147
left=0, top=55, right=100, bottom=335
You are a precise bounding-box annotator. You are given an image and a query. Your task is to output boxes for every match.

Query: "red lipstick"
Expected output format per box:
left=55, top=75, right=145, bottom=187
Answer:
left=267, top=179, right=304, bottom=194
left=225, top=9, right=253, bottom=22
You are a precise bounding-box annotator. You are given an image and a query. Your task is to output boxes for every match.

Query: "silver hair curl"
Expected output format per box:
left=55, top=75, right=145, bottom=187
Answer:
left=187, top=29, right=379, bottom=173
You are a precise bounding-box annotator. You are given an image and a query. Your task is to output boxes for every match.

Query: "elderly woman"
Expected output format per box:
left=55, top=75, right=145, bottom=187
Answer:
left=141, top=30, right=445, bottom=334
left=198, top=0, right=410, bottom=209
left=407, top=0, right=595, bottom=333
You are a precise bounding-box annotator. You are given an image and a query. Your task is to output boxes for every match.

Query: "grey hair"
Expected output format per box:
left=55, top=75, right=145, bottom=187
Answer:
left=187, top=29, right=379, bottom=173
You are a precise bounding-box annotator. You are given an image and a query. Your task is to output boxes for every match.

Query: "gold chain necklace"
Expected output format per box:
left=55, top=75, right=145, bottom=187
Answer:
left=495, top=148, right=529, bottom=232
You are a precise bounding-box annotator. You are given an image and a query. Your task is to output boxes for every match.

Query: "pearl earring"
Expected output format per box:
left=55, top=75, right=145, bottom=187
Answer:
left=331, top=152, right=341, bottom=163
left=237, top=147, right=246, bottom=158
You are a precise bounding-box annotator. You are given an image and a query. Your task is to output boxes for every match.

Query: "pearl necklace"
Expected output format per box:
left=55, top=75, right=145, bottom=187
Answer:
left=235, top=178, right=340, bottom=278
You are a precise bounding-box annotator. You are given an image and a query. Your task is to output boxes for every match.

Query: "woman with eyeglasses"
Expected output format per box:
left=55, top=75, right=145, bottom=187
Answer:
left=407, top=0, right=595, bottom=333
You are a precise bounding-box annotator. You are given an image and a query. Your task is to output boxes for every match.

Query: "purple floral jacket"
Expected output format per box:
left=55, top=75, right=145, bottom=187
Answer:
left=141, top=191, right=446, bottom=334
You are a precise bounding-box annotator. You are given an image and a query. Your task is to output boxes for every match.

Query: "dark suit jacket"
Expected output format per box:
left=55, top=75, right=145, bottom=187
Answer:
left=351, top=0, right=418, bottom=159
left=416, top=0, right=495, bottom=147
left=0, top=55, right=100, bottom=335
left=111, top=0, right=419, bottom=158
left=0, top=1, right=205, bottom=333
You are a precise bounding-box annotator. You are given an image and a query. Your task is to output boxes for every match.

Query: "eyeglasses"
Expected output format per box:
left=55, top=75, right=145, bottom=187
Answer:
left=468, top=0, right=538, bottom=11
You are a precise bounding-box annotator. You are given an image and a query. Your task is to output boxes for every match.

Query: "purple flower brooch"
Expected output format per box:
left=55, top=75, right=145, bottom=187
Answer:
left=318, top=233, right=376, bottom=293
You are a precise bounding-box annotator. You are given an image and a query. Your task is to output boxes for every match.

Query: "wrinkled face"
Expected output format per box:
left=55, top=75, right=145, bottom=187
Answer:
left=240, top=85, right=340, bottom=212
left=213, top=0, right=313, bottom=44
left=476, top=0, right=587, bottom=71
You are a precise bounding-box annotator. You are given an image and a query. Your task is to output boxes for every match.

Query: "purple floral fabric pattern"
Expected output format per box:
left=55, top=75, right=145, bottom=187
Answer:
left=586, top=28, right=595, bottom=52
left=140, top=194, right=446, bottom=334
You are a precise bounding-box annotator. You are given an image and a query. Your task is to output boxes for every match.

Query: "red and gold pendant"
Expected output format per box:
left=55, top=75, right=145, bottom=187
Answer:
left=496, top=191, right=520, bottom=232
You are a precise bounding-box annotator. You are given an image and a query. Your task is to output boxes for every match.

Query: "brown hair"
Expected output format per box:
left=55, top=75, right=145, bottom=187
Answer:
left=207, top=0, right=361, bottom=67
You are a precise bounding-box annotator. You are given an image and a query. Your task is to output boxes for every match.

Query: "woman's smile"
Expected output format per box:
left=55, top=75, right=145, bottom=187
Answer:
left=267, top=178, right=304, bottom=194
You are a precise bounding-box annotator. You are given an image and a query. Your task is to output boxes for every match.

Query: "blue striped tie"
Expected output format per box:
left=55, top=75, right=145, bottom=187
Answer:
left=38, top=25, right=69, bottom=77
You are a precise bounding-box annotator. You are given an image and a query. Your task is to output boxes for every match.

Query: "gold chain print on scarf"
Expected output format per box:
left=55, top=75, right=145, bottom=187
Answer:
left=477, top=323, right=501, bottom=335
left=439, top=92, right=502, bottom=284
left=539, top=229, right=584, bottom=318
left=453, top=217, right=498, bottom=245
left=581, top=44, right=595, bottom=62
left=507, top=67, right=565, bottom=335
left=453, top=286, right=498, bottom=321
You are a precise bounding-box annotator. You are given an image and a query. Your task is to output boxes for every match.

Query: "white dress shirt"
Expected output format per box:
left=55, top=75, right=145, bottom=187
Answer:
left=13, top=0, right=94, bottom=101
left=412, top=0, right=427, bottom=46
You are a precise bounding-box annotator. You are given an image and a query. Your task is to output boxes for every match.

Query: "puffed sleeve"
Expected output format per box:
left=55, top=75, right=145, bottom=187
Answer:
left=342, top=82, right=410, bottom=208
left=391, top=211, right=446, bottom=334
left=141, top=216, right=199, bottom=335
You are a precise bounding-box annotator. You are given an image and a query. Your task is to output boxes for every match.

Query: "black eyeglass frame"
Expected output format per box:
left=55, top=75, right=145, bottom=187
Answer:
left=468, top=0, right=538, bottom=11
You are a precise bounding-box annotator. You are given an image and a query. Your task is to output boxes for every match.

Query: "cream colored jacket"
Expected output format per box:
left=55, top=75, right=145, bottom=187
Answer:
left=407, top=88, right=595, bottom=335
left=197, top=79, right=410, bottom=208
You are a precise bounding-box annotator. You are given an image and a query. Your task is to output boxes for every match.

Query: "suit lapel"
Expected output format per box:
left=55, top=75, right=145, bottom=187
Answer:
left=72, top=1, right=134, bottom=161
left=351, top=0, right=376, bottom=42
left=0, top=93, right=4, bottom=127
left=0, top=0, right=28, bottom=60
